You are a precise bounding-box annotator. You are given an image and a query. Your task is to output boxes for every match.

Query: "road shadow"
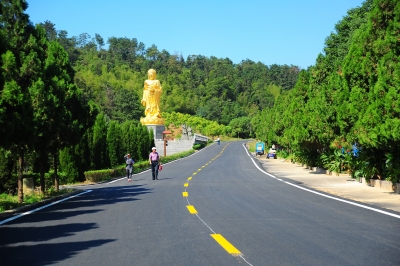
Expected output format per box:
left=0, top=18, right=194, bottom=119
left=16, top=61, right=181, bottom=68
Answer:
left=0, top=222, right=99, bottom=246
left=0, top=220, right=115, bottom=266
left=0, top=185, right=153, bottom=265
left=43, top=185, right=152, bottom=213
left=0, top=238, right=116, bottom=266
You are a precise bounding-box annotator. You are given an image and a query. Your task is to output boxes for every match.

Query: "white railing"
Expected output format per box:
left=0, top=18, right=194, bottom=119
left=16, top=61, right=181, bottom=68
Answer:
left=194, top=134, right=208, bottom=143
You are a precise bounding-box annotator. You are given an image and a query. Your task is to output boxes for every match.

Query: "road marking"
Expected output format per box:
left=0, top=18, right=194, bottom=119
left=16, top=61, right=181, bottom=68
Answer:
left=183, top=143, right=252, bottom=265
left=186, top=205, right=198, bottom=214
left=0, top=190, right=93, bottom=225
left=243, top=144, right=400, bottom=220
left=188, top=177, right=192, bottom=180
left=184, top=183, right=189, bottom=187
left=211, top=234, right=241, bottom=255
left=193, top=172, right=197, bottom=175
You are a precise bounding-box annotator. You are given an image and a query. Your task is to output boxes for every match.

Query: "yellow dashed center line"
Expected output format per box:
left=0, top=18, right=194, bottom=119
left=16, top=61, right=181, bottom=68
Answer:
left=211, top=234, right=241, bottom=255
left=186, top=205, right=197, bottom=214
left=181, top=144, right=247, bottom=262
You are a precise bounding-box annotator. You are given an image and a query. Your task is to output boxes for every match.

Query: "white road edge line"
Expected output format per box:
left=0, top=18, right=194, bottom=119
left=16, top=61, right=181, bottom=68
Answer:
left=243, top=144, right=400, bottom=219
left=0, top=190, right=93, bottom=225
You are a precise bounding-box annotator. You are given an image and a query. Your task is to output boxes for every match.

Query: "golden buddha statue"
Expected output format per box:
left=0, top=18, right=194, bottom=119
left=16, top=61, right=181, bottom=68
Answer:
left=140, top=69, right=164, bottom=125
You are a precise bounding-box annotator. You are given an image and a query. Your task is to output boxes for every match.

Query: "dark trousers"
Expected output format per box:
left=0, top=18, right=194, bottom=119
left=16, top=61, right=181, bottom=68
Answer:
left=126, top=168, right=132, bottom=179
left=151, top=161, right=159, bottom=180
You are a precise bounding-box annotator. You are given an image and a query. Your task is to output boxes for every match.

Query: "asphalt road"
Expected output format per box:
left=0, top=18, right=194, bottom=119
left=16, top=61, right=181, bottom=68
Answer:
left=1, top=141, right=400, bottom=266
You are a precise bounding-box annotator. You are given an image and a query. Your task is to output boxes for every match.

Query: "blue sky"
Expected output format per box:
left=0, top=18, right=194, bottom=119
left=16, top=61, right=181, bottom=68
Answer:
left=27, top=0, right=366, bottom=69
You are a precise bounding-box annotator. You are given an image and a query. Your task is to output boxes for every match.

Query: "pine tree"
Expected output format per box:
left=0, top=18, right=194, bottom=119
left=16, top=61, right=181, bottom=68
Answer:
left=0, top=0, right=42, bottom=202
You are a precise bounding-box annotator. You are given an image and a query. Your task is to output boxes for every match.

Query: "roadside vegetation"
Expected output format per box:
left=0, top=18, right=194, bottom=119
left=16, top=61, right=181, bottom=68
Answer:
left=252, top=0, right=400, bottom=186
left=0, top=188, right=76, bottom=213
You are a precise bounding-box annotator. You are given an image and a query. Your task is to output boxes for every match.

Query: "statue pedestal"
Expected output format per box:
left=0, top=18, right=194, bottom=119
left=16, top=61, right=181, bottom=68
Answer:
left=140, top=116, right=164, bottom=126
left=146, top=125, right=165, bottom=140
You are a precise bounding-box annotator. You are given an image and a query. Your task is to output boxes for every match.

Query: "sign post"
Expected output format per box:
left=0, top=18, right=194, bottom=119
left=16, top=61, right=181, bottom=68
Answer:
left=162, top=130, right=172, bottom=157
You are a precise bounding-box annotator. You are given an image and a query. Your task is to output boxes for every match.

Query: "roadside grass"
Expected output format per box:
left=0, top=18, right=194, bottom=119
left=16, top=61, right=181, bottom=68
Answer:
left=247, top=140, right=257, bottom=153
left=0, top=188, right=76, bottom=213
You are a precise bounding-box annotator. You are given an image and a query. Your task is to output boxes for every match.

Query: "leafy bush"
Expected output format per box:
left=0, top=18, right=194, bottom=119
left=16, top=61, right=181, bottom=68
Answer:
left=384, top=152, right=400, bottom=185
left=0, top=193, right=19, bottom=212
left=160, top=150, right=195, bottom=164
left=193, top=143, right=205, bottom=150
left=320, top=149, right=353, bottom=176
left=84, top=169, right=117, bottom=182
left=276, top=150, right=289, bottom=159
left=23, top=194, right=42, bottom=204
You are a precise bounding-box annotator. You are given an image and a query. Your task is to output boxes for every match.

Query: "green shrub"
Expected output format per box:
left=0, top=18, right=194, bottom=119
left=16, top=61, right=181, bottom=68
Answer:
left=84, top=169, right=116, bottom=182
left=277, top=150, right=289, bottom=159
left=193, top=143, right=205, bottom=150
left=132, top=161, right=151, bottom=173
left=24, top=194, right=42, bottom=204
left=160, top=149, right=195, bottom=164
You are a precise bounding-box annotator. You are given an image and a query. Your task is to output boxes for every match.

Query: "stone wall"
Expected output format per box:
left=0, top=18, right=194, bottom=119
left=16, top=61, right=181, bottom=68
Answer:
left=155, top=139, right=195, bottom=156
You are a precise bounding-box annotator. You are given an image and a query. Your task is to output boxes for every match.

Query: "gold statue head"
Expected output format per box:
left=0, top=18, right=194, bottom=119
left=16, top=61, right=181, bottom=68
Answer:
left=147, top=69, right=156, bottom=80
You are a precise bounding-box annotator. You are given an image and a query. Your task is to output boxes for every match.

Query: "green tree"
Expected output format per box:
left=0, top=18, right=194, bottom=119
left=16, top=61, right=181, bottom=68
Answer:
left=92, top=112, right=109, bottom=169
left=228, top=116, right=251, bottom=139
left=340, top=0, right=400, bottom=182
left=95, top=33, right=104, bottom=50
left=0, top=0, right=42, bottom=202
left=40, top=20, right=57, bottom=41
left=107, top=120, right=121, bottom=168
left=112, top=87, right=142, bottom=122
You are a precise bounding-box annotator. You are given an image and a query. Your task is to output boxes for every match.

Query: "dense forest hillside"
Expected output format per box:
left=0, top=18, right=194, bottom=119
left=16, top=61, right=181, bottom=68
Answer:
left=40, top=21, right=301, bottom=125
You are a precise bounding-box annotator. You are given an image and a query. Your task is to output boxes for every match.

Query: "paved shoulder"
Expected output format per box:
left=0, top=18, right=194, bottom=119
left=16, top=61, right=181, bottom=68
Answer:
left=255, top=156, right=400, bottom=213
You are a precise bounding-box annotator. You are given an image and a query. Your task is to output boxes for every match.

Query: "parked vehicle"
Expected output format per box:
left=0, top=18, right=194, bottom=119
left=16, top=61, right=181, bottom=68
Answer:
left=267, top=147, right=277, bottom=159
left=255, top=142, right=265, bottom=156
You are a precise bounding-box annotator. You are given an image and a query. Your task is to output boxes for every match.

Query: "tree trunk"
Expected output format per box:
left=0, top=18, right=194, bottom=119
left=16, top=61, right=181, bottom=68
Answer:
left=54, top=151, right=59, bottom=192
left=18, top=150, right=24, bottom=203
left=40, top=155, right=45, bottom=195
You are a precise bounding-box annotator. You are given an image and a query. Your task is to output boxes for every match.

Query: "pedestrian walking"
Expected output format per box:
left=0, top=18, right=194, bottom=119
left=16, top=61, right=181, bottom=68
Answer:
left=149, top=147, right=161, bottom=180
left=124, top=154, right=134, bottom=182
